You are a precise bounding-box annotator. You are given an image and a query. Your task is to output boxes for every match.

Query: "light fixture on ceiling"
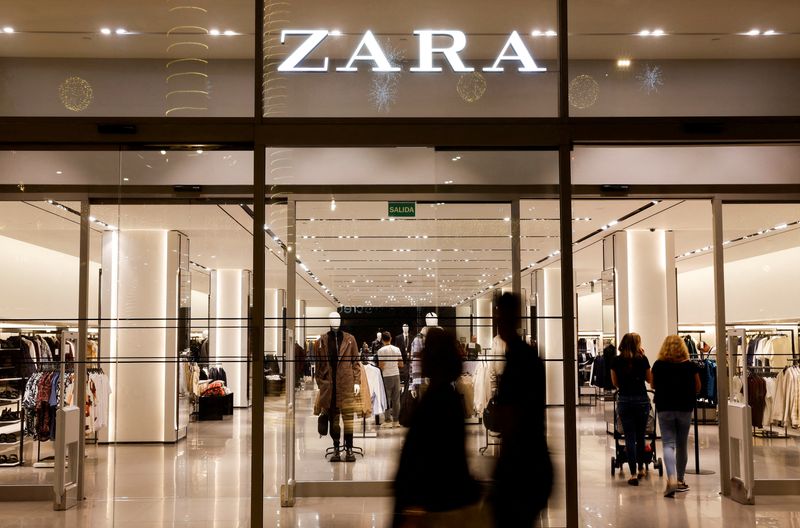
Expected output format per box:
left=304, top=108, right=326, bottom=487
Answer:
left=531, top=29, right=542, bottom=37
left=638, top=29, right=651, bottom=36
left=451, top=155, right=461, bottom=162
left=209, top=29, right=220, bottom=36
left=196, top=149, right=203, bottom=154
left=223, top=30, right=236, bottom=36
left=330, top=198, right=336, bottom=211
left=616, top=58, right=632, bottom=69
left=651, top=28, right=665, bottom=36
left=545, top=30, right=557, bottom=37
left=763, top=29, right=778, bottom=36
left=329, top=29, right=342, bottom=36
left=115, top=28, right=127, bottom=35
left=100, top=28, right=111, bottom=35
left=746, top=29, right=761, bottom=36
left=444, top=180, right=454, bottom=184
left=160, top=150, right=167, bottom=155
left=2, top=26, right=14, bottom=34
left=56, top=170, right=62, bottom=175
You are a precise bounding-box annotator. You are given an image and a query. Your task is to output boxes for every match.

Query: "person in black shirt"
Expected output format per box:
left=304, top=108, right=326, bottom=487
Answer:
left=611, top=332, right=653, bottom=485
left=652, top=335, right=701, bottom=497
left=393, top=328, right=481, bottom=525
left=490, top=293, right=552, bottom=527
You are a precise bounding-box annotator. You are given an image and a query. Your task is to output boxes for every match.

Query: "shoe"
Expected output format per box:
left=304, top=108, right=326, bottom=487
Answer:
left=637, top=469, right=646, bottom=480
left=664, top=483, right=678, bottom=498
left=627, top=477, right=639, bottom=486
left=676, top=481, right=690, bottom=492
left=345, top=448, right=356, bottom=462
left=329, top=448, right=342, bottom=462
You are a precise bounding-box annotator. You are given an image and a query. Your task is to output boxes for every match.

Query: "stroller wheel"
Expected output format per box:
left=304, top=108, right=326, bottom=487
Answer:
left=611, top=457, right=616, bottom=476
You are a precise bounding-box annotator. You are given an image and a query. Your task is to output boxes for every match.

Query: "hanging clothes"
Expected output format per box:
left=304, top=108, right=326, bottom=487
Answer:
left=363, top=364, right=388, bottom=417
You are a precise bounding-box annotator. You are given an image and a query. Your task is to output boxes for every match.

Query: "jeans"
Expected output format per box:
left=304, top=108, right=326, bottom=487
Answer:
left=658, top=410, right=692, bottom=482
left=383, top=375, right=401, bottom=423
left=617, top=397, right=651, bottom=476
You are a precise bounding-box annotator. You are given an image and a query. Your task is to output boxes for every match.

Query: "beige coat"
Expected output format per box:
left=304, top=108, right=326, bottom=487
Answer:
left=314, top=331, right=362, bottom=415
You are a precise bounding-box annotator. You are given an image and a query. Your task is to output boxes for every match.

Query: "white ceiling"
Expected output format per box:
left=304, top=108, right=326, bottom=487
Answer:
left=0, top=0, right=797, bottom=59
left=1, top=197, right=799, bottom=308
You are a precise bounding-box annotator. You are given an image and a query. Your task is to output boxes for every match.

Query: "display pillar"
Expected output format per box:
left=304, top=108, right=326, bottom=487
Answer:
left=100, top=230, right=179, bottom=443
left=614, top=230, right=678, bottom=364
left=476, top=298, right=492, bottom=351
left=536, top=267, right=566, bottom=405
left=265, top=288, right=280, bottom=358
left=210, top=269, right=250, bottom=408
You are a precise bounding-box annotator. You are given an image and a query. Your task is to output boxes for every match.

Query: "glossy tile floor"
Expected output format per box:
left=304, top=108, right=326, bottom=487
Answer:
left=1, top=391, right=799, bottom=527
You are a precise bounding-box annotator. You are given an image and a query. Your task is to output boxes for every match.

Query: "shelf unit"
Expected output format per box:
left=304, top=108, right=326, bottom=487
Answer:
left=0, top=376, right=24, bottom=467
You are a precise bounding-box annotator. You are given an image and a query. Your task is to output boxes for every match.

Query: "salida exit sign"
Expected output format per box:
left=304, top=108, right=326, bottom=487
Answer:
left=388, top=201, right=416, bottom=217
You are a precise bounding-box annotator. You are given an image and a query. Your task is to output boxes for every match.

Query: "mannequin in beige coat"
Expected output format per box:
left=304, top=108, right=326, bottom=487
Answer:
left=314, top=312, right=362, bottom=462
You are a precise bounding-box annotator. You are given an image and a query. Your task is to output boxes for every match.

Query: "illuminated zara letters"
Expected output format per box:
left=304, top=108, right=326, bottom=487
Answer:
left=277, top=29, right=547, bottom=73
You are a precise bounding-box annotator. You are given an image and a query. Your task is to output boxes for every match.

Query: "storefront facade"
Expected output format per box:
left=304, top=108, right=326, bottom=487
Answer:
left=0, top=1, right=799, bottom=526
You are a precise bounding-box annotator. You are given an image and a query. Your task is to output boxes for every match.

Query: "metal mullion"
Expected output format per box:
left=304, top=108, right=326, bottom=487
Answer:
left=251, top=148, right=266, bottom=526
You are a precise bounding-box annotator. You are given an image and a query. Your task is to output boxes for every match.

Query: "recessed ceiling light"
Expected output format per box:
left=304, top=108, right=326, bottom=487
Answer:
left=196, top=149, right=203, bottom=154
left=116, top=28, right=127, bottom=35
left=56, top=170, right=62, bottom=175
left=763, top=29, right=777, bottom=36
left=160, top=150, right=167, bottom=155
left=3, top=26, right=14, bottom=34
left=223, top=30, right=236, bottom=36
left=531, top=29, right=542, bottom=37
left=209, top=29, right=220, bottom=36
left=746, top=29, right=760, bottom=36
left=123, top=177, right=130, bottom=182
left=444, top=180, right=454, bottom=184
left=545, top=30, right=557, bottom=37
left=638, top=29, right=651, bottom=36
left=616, top=58, right=632, bottom=68
left=329, top=29, right=342, bottom=36
left=651, top=29, right=665, bottom=36
left=100, top=28, right=111, bottom=35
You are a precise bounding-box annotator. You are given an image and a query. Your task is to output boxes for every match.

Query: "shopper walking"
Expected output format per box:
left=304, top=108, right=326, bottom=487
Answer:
left=378, top=331, right=403, bottom=428
left=652, top=335, right=701, bottom=497
left=490, top=293, right=552, bottom=528
left=611, top=332, right=653, bottom=485
left=393, top=328, right=482, bottom=527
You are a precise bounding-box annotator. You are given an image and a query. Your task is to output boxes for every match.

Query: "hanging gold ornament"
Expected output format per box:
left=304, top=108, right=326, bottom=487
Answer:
left=568, top=74, right=599, bottom=110
left=457, top=72, right=487, bottom=103
left=59, top=76, right=93, bottom=112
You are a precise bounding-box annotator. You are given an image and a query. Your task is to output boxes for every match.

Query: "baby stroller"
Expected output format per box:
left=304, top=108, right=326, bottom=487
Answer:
left=610, top=390, right=663, bottom=477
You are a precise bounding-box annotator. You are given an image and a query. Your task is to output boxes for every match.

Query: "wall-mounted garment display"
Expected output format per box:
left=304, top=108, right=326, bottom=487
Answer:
left=22, top=369, right=110, bottom=440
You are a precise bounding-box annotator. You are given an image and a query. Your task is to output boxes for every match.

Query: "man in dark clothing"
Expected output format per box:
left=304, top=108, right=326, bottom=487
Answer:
left=491, top=293, right=552, bottom=527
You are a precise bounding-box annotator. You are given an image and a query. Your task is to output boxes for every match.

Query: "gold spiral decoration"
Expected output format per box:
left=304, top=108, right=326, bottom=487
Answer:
left=59, top=76, right=93, bottom=112
left=165, top=1, right=210, bottom=116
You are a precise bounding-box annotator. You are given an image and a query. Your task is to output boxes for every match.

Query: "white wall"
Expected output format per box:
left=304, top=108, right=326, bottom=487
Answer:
left=578, top=291, right=602, bottom=332
left=678, top=245, right=800, bottom=325
left=0, top=235, right=100, bottom=322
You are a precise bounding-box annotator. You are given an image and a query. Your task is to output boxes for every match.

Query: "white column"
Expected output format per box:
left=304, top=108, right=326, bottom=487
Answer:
left=100, top=230, right=177, bottom=443
left=265, top=288, right=280, bottom=358
left=476, top=298, right=492, bottom=350
left=455, top=305, right=471, bottom=344
left=210, top=269, right=250, bottom=408
left=540, top=267, right=564, bottom=405
left=615, top=230, right=677, bottom=364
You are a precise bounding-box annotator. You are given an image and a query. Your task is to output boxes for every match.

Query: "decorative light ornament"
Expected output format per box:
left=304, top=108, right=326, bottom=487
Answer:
left=568, top=74, right=599, bottom=109
left=457, top=71, right=487, bottom=103
left=369, top=39, right=404, bottom=112
left=59, top=76, right=94, bottom=112
left=637, top=64, right=664, bottom=94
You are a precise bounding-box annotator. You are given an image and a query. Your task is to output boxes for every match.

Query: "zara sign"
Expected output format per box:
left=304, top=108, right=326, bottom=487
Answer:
left=278, top=29, right=547, bottom=73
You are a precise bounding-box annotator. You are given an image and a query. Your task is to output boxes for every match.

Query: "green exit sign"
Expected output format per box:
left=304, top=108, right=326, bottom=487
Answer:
left=388, top=201, right=416, bottom=217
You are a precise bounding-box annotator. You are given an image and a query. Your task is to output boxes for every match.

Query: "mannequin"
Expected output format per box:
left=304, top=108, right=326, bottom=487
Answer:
left=370, top=331, right=383, bottom=363
left=394, top=324, right=413, bottom=382
left=314, top=311, right=362, bottom=462
left=411, top=312, right=439, bottom=388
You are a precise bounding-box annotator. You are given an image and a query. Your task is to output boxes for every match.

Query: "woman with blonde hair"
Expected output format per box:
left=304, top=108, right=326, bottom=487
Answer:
left=652, top=335, right=701, bottom=498
left=611, top=332, right=652, bottom=486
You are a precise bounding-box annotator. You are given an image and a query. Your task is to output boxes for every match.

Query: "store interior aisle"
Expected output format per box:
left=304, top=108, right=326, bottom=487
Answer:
left=1, top=401, right=799, bottom=527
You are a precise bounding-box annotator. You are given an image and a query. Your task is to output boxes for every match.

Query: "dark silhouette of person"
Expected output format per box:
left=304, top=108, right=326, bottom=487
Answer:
left=393, top=327, right=480, bottom=526
left=491, top=292, right=552, bottom=527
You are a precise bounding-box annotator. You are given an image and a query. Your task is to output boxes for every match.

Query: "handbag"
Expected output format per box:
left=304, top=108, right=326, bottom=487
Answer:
left=317, top=413, right=329, bottom=436
left=482, top=397, right=500, bottom=433
left=398, top=382, right=418, bottom=427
